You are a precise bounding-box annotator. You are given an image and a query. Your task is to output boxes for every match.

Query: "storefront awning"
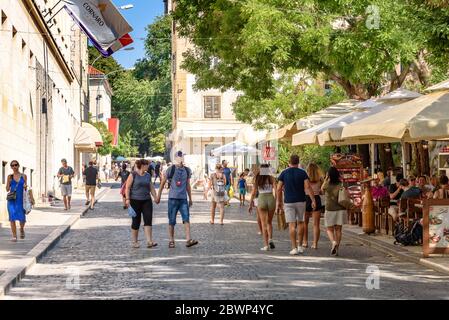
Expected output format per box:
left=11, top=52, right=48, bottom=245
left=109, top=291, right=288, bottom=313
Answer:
left=74, top=122, right=103, bottom=152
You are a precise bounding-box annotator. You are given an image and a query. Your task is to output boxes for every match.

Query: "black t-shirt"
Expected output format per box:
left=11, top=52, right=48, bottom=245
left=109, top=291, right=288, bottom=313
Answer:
left=84, top=166, right=98, bottom=186
left=155, top=164, right=161, bottom=175
left=119, top=170, right=130, bottom=185
left=389, top=184, right=403, bottom=201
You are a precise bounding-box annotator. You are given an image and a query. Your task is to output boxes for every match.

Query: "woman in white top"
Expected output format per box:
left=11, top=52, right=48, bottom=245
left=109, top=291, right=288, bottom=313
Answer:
left=303, top=163, right=324, bottom=249
left=249, top=164, right=277, bottom=251
left=209, top=164, right=227, bottom=225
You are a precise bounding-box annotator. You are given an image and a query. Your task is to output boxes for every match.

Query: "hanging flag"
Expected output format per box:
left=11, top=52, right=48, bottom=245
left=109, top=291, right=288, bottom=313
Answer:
left=64, top=0, right=133, bottom=56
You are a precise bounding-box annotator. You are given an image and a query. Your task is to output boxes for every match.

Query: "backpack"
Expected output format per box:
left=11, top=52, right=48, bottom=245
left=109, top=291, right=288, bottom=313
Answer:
left=393, top=220, right=423, bottom=246
left=213, top=174, right=226, bottom=197
left=166, top=165, right=191, bottom=189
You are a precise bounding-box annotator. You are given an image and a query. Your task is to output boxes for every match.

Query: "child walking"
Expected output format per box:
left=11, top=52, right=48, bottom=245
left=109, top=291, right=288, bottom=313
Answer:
left=238, top=173, right=247, bottom=206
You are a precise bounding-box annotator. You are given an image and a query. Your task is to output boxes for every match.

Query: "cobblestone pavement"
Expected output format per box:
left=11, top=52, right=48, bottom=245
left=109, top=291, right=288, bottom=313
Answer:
left=4, top=185, right=449, bottom=300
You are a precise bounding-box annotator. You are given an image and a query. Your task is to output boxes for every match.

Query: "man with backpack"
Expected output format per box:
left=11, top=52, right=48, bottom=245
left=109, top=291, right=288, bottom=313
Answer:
left=156, top=151, right=199, bottom=248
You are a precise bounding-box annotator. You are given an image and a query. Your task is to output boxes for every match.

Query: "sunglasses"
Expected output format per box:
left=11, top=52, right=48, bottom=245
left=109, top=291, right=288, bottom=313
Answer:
left=11, top=164, right=19, bottom=167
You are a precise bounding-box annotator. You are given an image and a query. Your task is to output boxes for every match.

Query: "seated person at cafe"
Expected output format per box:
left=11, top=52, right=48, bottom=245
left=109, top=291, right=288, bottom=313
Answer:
left=433, top=175, right=449, bottom=199
left=382, top=168, right=394, bottom=187
left=371, top=176, right=389, bottom=201
left=388, top=174, right=404, bottom=221
left=429, top=175, right=439, bottom=192
left=400, top=178, right=422, bottom=199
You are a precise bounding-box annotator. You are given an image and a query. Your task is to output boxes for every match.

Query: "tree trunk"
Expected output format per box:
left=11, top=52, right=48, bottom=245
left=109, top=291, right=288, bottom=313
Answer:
left=378, top=143, right=395, bottom=173
left=357, top=144, right=371, bottom=169
left=412, top=142, right=430, bottom=176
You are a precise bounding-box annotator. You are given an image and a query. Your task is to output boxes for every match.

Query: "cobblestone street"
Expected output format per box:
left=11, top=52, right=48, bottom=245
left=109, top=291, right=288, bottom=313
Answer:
left=4, top=185, right=449, bottom=300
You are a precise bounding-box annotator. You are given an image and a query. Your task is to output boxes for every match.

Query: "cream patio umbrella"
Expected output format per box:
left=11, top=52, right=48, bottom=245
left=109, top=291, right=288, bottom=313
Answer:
left=317, top=89, right=422, bottom=146
left=292, top=99, right=377, bottom=146
left=295, top=99, right=360, bottom=131
left=341, top=82, right=449, bottom=175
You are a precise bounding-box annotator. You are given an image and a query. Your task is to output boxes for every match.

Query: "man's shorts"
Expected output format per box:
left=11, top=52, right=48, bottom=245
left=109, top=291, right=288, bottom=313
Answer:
left=284, top=202, right=306, bottom=223
left=61, top=184, right=72, bottom=197
left=168, top=199, right=190, bottom=226
left=85, top=185, right=96, bottom=197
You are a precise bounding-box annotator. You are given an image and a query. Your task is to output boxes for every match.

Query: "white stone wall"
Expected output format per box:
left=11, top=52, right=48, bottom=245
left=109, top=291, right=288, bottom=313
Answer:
left=0, top=0, right=87, bottom=220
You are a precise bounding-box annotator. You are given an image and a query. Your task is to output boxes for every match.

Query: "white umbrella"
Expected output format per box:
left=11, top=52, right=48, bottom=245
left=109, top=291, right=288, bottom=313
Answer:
left=211, top=141, right=260, bottom=156
left=317, top=89, right=422, bottom=146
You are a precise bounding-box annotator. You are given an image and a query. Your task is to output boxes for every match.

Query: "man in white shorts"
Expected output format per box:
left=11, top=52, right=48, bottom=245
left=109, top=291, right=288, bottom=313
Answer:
left=277, top=155, right=316, bottom=255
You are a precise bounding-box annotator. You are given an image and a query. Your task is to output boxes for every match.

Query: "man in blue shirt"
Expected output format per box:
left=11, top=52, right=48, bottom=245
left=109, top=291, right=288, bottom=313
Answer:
left=156, top=151, right=198, bottom=249
left=222, top=160, right=233, bottom=206
left=277, top=155, right=316, bottom=255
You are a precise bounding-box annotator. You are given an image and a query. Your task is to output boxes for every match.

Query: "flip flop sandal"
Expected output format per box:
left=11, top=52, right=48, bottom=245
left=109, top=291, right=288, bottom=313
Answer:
left=132, top=242, right=140, bottom=248
left=169, top=241, right=175, bottom=248
left=186, top=239, right=199, bottom=247
left=11, top=237, right=18, bottom=242
left=147, top=242, right=158, bottom=248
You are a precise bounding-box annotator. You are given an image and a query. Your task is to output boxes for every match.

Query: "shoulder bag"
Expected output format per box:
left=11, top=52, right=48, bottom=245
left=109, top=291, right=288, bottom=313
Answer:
left=6, top=175, right=21, bottom=201
left=338, top=184, right=352, bottom=209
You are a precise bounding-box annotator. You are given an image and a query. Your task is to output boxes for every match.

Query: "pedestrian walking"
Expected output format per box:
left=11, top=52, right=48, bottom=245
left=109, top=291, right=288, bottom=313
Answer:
left=209, top=164, right=227, bottom=225
left=249, top=164, right=277, bottom=251
left=6, top=160, right=28, bottom=241
left=116, top=163, right=131, bottom=209
left=222, top=160, right=233, bottom=206
left=156, top=151, right=198, bottom=248
left=303, top=163, right=324, bottom=249
left=238, top=173, right=247, bottom=206
left=203, top=174, right=210, bottom=200
left=57, top=158, right=75, bottom=210
left=84, top=161, right=99, bottom=210
left=102, top=165, right=109, bottom=183
left=276, top=155, right=316, bottom=255
left=321, top=166, right=346, bottom=256
left=125, top=159, right=158, bottom=249
left=82, top=164, right=87, bottom=186
left=154, top=161, right=161, bottom=184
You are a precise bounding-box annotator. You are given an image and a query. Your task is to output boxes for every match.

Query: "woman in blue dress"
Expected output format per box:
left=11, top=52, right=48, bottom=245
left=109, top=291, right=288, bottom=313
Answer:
left=6, top=160, right=27, bottom=242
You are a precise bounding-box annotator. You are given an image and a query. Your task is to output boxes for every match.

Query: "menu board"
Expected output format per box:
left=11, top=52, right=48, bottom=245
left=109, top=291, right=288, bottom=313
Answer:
left=423, top=199, right=449, bottom=257
left=331, top=154, right=363, bottom=207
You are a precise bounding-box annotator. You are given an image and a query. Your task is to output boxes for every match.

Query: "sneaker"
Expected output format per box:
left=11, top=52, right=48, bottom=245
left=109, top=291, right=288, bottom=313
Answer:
left=260, top=246, right=269, bottom=251
left=269, top=239, right=275, bottom=249
left=297, top=246, right=304, bottom=254
left=289, top=248, right=299, bottom=255
left=85, top=201, right=90, bottom=206
left=331, top=241, right=338, bottom=256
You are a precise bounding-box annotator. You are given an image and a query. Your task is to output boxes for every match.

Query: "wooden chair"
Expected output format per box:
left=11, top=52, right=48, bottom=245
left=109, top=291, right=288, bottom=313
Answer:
left=406, top=198, right=422, bottom=227
left=377, top=197, right=390, bottom=234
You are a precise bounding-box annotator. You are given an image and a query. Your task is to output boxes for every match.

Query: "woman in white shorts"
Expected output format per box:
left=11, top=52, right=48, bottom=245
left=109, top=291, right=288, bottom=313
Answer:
left=321, top=166, right=347, bottom=256
left=209, top=164, right=227, bottom=225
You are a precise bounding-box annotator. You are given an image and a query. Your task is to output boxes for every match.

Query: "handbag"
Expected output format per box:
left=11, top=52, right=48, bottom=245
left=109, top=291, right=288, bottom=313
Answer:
left=277, top=209, right=288, bottom=231
left=338, top=185, right=352, bottom=209
left=97, top=180, right=102, bottom=189
left=6, top=175, right=20, bottom=201
left=128, top=205, right=137, bottom=218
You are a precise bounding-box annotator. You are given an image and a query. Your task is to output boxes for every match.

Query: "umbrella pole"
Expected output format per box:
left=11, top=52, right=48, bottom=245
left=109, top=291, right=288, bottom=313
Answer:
left=370, top=143, right=375, bottom=176
left=401, top=140, right=407, bottom=177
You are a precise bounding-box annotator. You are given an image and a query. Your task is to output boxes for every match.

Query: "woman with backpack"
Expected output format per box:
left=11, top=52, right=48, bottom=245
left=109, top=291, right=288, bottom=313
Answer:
left=125, top=159, right=158, bottom=249
left=5, top=160, right=28, bottom=242
left=116, top=163, right=130, bottom=209
left=321, top=166, right=346, bottom=256
left=249, top=164, right=277, bottom=251
left=209, top=164, right=227, bottom=225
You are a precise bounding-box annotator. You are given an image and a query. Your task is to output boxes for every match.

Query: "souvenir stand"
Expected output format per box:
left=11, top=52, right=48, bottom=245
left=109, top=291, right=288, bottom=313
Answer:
left=330, top=153, right=364, bottom=225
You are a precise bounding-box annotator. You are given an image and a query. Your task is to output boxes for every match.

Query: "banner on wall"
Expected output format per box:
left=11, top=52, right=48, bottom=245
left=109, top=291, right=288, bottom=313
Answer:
left=108, top=118, right=120, bottom=146
left=64, top=0, right=134, bottom=57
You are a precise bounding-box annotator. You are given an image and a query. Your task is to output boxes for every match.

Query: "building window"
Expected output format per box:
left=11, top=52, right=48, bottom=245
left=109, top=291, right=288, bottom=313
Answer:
left=2, top=161, right=7, bottom=184
left=204, top=96, right=221, bottom=119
